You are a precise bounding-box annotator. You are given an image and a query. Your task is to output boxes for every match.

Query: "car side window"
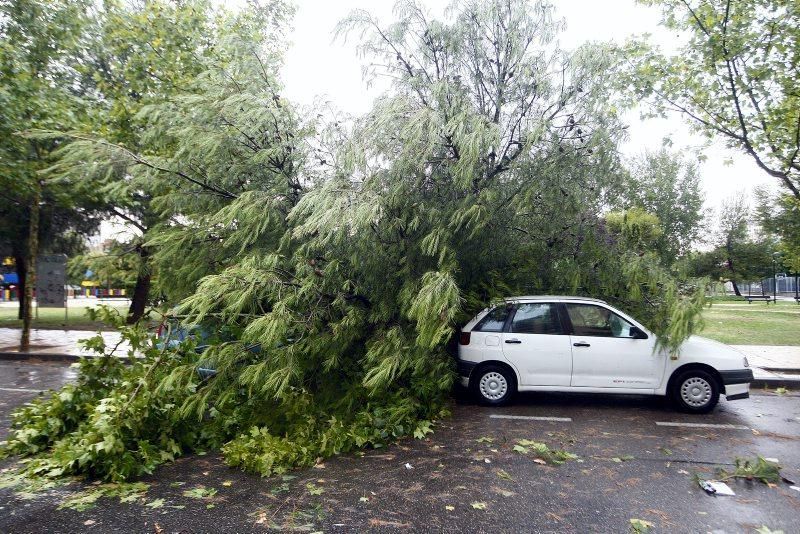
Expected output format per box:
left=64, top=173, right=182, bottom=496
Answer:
left=510, top=303, right=563, bottom=334
left=474, top=306, right=511, bottom=332
left=565, top=304, right=635, bottom=338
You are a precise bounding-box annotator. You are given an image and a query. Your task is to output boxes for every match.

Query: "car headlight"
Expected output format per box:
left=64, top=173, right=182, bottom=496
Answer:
left=743, top=357, right=749, bottom=368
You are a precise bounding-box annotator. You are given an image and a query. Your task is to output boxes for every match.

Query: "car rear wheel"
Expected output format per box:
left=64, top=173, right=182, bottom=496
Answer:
left=671, top=369, right=720, bottom=413
left=472, top=365, right=516, bottom=406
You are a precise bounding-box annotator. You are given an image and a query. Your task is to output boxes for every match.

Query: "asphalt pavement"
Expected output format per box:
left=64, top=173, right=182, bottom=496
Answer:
left=1, top=360, right=799, bottom=533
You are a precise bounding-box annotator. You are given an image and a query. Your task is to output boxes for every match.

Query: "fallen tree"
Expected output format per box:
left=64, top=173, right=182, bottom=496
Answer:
left=1, top=0, right=705, bottom=482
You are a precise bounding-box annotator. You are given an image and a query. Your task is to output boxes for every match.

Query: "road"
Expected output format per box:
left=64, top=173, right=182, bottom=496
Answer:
left=1, top=360, right=799, bottom=532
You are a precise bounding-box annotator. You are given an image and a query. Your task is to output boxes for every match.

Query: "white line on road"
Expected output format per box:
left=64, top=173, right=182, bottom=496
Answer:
left=490, top=414, right=572, bottom=422
left=0, top=387, right=45, bottom=393
left=656, top=422, right=749, bottom=430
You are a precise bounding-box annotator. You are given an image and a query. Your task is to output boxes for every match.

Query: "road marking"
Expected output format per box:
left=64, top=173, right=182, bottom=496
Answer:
left=490, top=414, right=572, bottom=422
left=0, top=387, right=45, bottom=393
left=655, top=422, right=749, bottom=430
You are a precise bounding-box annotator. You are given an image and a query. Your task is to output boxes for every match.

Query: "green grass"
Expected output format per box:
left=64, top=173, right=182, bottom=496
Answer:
left=699, top=301, right=800, bottom=346
left=0, top=305, right=130, bottom=331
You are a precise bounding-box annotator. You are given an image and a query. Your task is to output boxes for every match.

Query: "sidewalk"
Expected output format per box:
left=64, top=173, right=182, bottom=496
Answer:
left=0, top=328, right=129, bottom=359
left=0, top=328, right=798, bottom=387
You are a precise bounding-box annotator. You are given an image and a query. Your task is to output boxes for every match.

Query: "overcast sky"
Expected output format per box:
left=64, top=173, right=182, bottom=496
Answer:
left=281, top=0, right=772, bottom=211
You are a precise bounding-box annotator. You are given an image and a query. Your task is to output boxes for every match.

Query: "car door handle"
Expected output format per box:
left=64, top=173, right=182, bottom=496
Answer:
left=505, top=339, right=522, bottom=344
left=573, top=342, right=591, bottom=347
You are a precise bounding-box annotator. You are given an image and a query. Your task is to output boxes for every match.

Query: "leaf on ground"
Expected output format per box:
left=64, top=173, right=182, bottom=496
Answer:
left=512, top=445, right=528, bottom=454
left=471, top=501, right=487, bottom=510
left=306, top=483, right=324, bottom=496
left=533, top=458, right=547, bottom=465
left=658, top=447, right=673, bottom=456
left=182, top=487, right=217, bottom=499
left=476, top=436, right=494, bottom=444
left=359, top=496, right=369, bottom=503
left=775, top=387, right=788, bottom=396
left=629, top=518, right=654, bottom=533
left=497, top=469, right=513, bottom=481
left=146, top=498, right=165, bottom=509
left=445, top=505, right=455, bottom=511
left=221, top=480, right=233, bottom=487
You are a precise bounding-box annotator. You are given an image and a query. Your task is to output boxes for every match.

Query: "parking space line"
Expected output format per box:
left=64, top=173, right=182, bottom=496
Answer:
left=489, top=414, right=572, bottom=422
left=655, top=421, right=749, bottom=430
left=0, top=387, right=45, bottom=393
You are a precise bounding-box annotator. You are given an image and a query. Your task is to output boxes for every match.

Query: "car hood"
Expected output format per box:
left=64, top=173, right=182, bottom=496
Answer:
left=679, top=335, right=746, bottom=364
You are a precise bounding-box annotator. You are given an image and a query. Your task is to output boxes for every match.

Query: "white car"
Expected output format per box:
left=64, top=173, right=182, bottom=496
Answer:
left=457, top=296, right=753, bottom=413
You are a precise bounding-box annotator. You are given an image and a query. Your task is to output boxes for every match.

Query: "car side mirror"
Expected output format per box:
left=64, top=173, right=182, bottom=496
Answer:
left=629, top=326, right=648, bottom=339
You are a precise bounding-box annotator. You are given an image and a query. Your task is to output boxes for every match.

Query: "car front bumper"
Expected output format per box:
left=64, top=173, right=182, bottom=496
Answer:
left=719, top=369, right=753, bottom=400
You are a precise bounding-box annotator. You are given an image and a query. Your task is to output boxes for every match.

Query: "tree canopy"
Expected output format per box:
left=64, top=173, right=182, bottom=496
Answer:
left=627, top=0, right=800, bottom=198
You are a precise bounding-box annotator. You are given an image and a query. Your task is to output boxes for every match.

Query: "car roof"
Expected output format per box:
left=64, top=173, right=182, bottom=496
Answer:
left=502, top=295, right=609, bottom=305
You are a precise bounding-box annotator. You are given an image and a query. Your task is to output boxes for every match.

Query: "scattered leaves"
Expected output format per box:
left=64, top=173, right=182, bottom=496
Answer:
left=182, top=487, right=217, bottom=499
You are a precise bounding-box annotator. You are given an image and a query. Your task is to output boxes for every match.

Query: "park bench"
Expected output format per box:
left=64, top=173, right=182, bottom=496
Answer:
left=744, top=295, right=772, bottom=304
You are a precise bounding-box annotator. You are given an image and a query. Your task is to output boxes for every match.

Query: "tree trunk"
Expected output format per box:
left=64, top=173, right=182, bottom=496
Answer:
left=21, top=183, right=41, bottom=352
left=731, top=279, right=741, bottom=296
left=127, top=246, right=150, bottom=324
left=14, top=253, right=26, bottom=320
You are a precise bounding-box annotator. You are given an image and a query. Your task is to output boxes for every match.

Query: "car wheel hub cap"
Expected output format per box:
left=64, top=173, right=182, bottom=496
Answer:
left=480, top=372, right=507, bottom=400
left=681, top=377, right=712, bottom=407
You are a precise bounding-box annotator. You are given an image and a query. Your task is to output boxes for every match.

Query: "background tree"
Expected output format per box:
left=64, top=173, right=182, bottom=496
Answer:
left=690, top=192, right=775, bottom=293
left=619, top=149, right=705, bottom=264
left=628, top=0, right=800, bottom=198
left=61, top=0, right=231, bottom=323
left=755, top=191, right=800, bottom=273
left=0, top=0, right=101, bottom=349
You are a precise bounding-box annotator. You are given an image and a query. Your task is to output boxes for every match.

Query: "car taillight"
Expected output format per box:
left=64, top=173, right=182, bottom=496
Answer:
left=459, top=332, right=471, bottom=345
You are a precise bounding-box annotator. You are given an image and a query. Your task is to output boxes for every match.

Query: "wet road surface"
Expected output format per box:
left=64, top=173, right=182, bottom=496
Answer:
left=1, top=361, right=799, bottom=532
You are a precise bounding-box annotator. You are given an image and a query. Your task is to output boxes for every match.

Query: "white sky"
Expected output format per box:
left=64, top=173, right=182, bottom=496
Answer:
left=101, top=0, right=774, bottom=244
left=281, top=0, right=772, bottom=212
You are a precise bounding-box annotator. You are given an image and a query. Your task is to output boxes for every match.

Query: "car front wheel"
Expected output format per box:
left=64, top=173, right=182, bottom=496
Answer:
left=671, top=369, right=720, bottom=413
left=472, top=365, right=516, bottom=406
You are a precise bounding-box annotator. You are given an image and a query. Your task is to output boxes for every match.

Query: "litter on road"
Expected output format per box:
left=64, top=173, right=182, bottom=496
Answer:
left=699, top=480, right=736, bottom=496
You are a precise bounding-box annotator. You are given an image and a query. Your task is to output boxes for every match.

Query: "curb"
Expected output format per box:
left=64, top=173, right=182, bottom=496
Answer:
left=751, top=377, right=800, bottom=390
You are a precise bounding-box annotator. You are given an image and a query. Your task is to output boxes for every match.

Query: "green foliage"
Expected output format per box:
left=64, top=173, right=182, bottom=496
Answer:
left=718, top=456, right=782, bottom=484
left=58, top=482, right=149, bottom=511
left=606, top=208, right=664, bottom=251
left=626, top=0, right=800, bottom=198
left=619, top=149, right=705, bottom=263
left=512, top=439, right=579, bottom=465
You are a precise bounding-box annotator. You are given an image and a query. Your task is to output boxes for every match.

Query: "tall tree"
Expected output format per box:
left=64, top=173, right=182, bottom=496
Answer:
left=621, top=149, right=705, bottom=264
left=62, top=0, right=228, bottom=323
left=628, top=0, right=800, bottom=198
left=0, top=0, right=99, bottom=349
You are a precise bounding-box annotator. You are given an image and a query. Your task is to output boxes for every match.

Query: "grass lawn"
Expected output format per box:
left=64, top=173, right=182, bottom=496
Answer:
left=699, top=300, right=800, bottom=346
left=0, top=305, right=130, bottom=331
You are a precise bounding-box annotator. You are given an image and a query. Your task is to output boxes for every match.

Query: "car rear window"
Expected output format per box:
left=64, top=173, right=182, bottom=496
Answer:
left=473, top=306, right=511, bottom=332
left=510, top=303, right=563, bottom=334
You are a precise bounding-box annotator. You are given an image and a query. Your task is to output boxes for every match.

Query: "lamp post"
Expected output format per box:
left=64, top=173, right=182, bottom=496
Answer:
left=772, top=252, right=780, bottom=303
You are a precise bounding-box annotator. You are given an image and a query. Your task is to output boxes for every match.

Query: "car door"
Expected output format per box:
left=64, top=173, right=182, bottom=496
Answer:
left=500, top=302, right=573, bottom=386
left=564, top=303, right=663, bottom=389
